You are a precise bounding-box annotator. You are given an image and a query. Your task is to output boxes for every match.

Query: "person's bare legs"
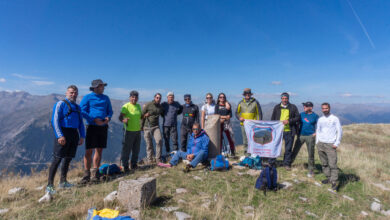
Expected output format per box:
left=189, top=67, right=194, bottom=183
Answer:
left=84, top=149, right=93, bottom=170
left=93, top=148, right=103, bottom=168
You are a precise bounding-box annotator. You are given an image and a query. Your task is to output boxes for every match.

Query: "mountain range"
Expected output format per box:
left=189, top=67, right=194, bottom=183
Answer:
left=1, top=90, right=389, bottom=174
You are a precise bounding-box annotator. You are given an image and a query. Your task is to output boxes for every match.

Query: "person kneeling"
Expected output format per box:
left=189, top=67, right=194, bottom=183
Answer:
left=158, top=123, right=209, bottom=172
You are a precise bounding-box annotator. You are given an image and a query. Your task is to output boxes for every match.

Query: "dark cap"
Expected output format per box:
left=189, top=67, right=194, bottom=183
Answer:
left=90, top=79, right=107, bottom=91
left=130, top=90, right=139, bottom=97
left=281, top=92, right=290, bottom=98
left=243, top=88, right=252, bottom=95
left=184, top=94, right=191, bottom=99
left=302, top=101, right=313, bottom=107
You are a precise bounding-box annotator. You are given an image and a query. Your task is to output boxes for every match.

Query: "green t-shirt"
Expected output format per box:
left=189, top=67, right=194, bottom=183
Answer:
left=121, top=103, right=142, bottom=131
left=280, top=107, right=291, bottom=132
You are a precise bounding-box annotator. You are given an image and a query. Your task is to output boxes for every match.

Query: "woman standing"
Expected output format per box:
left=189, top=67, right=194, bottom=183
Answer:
left=215, top=93, right=235, bottom=156
left=200, top=93, right=216, bottom=129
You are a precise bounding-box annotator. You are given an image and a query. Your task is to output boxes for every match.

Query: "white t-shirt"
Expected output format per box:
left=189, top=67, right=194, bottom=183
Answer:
left=201, top=103, right=215, bottom=119
left=316, top=114, right=343, bottom=147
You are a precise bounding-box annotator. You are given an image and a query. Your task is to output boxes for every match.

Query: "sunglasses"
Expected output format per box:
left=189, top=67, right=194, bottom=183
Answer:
left=219, top=96, right=226, bottom=99
left=192, top=128, right=199, bottom=131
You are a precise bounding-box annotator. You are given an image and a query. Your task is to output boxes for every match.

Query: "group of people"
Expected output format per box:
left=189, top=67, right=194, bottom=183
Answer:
left=47, top=78, right=343, bottom=195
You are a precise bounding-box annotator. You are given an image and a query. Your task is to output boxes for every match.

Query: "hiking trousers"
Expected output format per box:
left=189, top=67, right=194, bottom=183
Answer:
left=169, top=150, right=207, bottom=168
left=291, top=135, right=316, bottom=172
left=180, top=126, right=192, bottom=152
left=163, top=126, right=178, bottom=153
left=121, top=130, right=141, bottom=168
left=317, top=142, right=338, bottom=182
left=221, top=122, right=235, bottom=154
left=144, top=126, right=163, bottom=161
left=282, top=131, right=294, bottom=166
left=240, top=125, right=248, bottom=152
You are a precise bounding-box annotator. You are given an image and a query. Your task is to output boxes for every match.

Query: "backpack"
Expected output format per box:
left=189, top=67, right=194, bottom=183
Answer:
left=255, top=165, right=278, bottom=195
left=239, top=156, right=262, bottom=170
left=99, top=164, right=121, bottom=175
left=62, top=99, right=81, bottom=118
left=210, top=155, right=229, bottom=171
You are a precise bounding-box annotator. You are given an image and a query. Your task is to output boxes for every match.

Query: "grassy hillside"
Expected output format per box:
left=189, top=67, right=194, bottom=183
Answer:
left=1, top=124, right=390, bottom=219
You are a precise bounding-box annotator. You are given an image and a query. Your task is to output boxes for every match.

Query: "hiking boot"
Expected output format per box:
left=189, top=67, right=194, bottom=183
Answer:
left=91, top=168, right=100, bottom=183
left=123, top=166, right=131, bottom=174
left=45, top=185, right=56, bottom=195
left=58, top=181, right=74, bottom=189
left=79, top=170, right=91, bottom=185
left=331, top=182, right=338, bottom=191
left=183, top=164, right=192, bottom=173
left=321, top=179, right=330, bottom=184
left=131, top=163, right=138, bottom=170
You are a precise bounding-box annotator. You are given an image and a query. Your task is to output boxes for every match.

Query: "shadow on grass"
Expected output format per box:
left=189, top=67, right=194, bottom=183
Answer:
left=338, top=171, right=360, bottom=190
left=151, top=195, right=173, bottom=207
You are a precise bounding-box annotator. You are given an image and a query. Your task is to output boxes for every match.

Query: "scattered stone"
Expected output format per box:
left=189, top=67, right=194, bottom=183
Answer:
left=386, top=180, right=390, bottom=185
left=327, top=188, right=337, bottom=194
left=373, top=198, right=381, bottom=203
left=161, top=171, right=168, bottom=175
left=140, top=174, right=150, bottom=179
left=38, top=192, right=52, bottom=203
left=199, top=192, right=208, bottom=197
left=0, top=209, right=10, bottom=215
left=372, top=183, right=390, bottom=191
left=233, top=165, right=246, bottom=170
left=291, top=173, right=297, bottom=177
left=361, top=211, right=369, bottom=216
left=243, top=206, right=254, bottom=212
left=280, top=182, right=293, bottom=189
left=193, top=176, right=202, bottom=181
left=293, top=179, right=300, bottom=183
left=117, top=177, right=156, bottom=211
left=161, top=206, right=179, bottom=213
left=245, top=213, right=255, bottom=218
left=178, top=199, right=187, bottom=204
left=381, top=210, right=390, bottom=216
left=35, top=185, right=45, bottom=191
left=176, top=188, right=188, bottom=194
left=339, top=213, right=343, bottom=217
left=370, top=202, right=381, bottom=212
left=314, top=182, right=322, bottom=187
left=299, top=197, right=308, bottom=202
left=8, top=187, right=25, bottom=195
left=246, top=169, right=261, bottom=176
left=236, top=172, right=244, bottom=176
left=129, top=210, right=140, bottom=219
left=104, top=191, right=117, bottom=203
left=305, top=211, right=319, bottom=218
left=201, top=199, right=211, bottom=209
left=342, top=195, right=354, bottom=201
left=213, top=194, right=218, bottom=202
left=287, top=209, right=293, bottom=214
left=174, top=211, right=191, bottom=220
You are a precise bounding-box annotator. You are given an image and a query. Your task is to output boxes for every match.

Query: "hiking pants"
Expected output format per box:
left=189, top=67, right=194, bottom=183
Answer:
left=121, top=131, right=141, bottom=168
left=317, top=142, right=338, bottom=182
left=48, top=156, right=72, bottom=186
left=241, top=125, right=248, bottom=152
left=144, top=126, right=163, bottom=161
left=283, top=131, right=294, bottom=166
left=163, top=126, right=178, bottom=153
left=180, top=126, right=192, bottom=152
left=169, top=150, right=207, bottom=168
left=291, top=135, right=316, bottom=172
left=221, top=123, right=235, bottom=154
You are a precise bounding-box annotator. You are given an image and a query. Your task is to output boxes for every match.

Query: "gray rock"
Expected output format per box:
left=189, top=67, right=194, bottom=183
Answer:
left=314, top=182, right=321, bottom=187
left=327, top=188, right=337, bottom=194
left=236, top=172, right=245, bottom=176
left=299, top=197, right=308, bottom=202
left=243, top=206, right=254, bottom=212
left=117, top=177, right=156, bottom=211
left=386, top=180, right=390, bottom=185
left=293, top=179, right=300, bottom=183
left=342, top=195, right=354, bottom=201
left=193, top=176, right=202, bottom=181
left=373, top=198, right=381, bottom=203
left=201, top=200, right=211, bottom=209
left=246, top=169, right=261, bottom=176
left=372, top=183, right=390, bottom=191
left=370, top=202, right=381, bottom=212
left=280, top=182, right=293, bottom=189
left=174, top=211, right=191, bottom=220
left=305, top=211, right=319, bottom=218
left=161, top=171, right=168, bottom=175
left=160, top=206, right=179, bottom=213
left=0, top=208, right=10, bottom=215
left=104, top=191, right=117, bottom=203
left=176, top=188, right=188, bottom=194
left=8, top=187, right=25, bottom=195
left=291, top=173, right=297, bottom=177
left=381, top=210, right=390, bottom=216
left=178, top=199, right=187, bottom=204
left=361, top=211, right=368, bottom=216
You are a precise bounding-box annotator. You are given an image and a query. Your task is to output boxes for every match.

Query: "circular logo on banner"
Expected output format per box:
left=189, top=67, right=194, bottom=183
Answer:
left=253, top=127, right=273, bottom=145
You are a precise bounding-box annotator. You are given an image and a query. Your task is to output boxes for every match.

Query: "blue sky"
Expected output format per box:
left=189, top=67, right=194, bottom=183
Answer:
left=0, top=0, right=389, bottom=104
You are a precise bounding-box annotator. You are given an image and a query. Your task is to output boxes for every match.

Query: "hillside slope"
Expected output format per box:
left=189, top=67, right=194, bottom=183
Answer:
left=1, top=124, right=390, bottom=219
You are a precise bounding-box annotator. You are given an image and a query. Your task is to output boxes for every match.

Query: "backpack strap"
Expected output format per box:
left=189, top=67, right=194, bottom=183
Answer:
left=62, top=99, right=82, bottom=123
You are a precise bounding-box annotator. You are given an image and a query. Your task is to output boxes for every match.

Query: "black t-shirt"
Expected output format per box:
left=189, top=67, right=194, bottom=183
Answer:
left=215, top=103, right=232, bottom=117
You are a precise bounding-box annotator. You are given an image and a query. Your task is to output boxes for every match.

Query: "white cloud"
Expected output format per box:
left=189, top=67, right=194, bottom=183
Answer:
left=32, top=80, right=55, bottom=86
left=0, top=78, right=5, bottom=83
left=12, top=73, right=43, bottom=80
left=271, top=81, right=282, bottom=85
left=340, top=93, right=353, bottom=98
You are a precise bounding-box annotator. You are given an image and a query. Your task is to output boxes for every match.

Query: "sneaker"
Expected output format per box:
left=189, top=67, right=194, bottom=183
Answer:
left=158, top=162, right=172, bottom=168
left=45, top=185, right=56, bottom=195
left=321, top=179, right=330, bottom=184
left=58, top=181, right=74, bottom=189
left=183, top=164, right=192, bottom=173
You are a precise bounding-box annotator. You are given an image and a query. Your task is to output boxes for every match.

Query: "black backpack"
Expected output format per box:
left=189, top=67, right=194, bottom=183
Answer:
left=255, top=164, right=278, bottom=195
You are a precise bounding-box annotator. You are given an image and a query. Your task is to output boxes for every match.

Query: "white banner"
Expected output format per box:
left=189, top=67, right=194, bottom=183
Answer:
left=244, top=120, right=284, bottom=158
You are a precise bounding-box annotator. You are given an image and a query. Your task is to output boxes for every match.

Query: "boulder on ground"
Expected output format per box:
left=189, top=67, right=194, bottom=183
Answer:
left=117, top=177, right=156, bottom=211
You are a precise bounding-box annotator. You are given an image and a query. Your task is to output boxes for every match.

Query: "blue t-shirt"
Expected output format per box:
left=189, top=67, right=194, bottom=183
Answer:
left=299, top=112, right=319, bottom=136
left=80, top=92, right=113, bottom=125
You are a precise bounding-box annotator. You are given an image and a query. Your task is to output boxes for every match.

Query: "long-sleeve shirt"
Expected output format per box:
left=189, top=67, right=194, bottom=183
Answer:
left=316, top=114, right=343, bottom=147
left=181, top=103, right=199, bottom=128
left=80, top=92, right=113, bottom=125
left=187, top=130, right=209, bottom=157
left=161, top=101, right=183, bottom=127
left=51, top=98, right=85, bottom=138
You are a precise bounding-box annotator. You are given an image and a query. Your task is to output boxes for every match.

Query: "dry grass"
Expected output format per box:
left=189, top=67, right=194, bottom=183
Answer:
left=1, top=123, right=390, bottom=219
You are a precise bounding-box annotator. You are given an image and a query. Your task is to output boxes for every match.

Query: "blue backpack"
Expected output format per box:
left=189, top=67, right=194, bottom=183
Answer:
left=255, top=165, right=278, bottom=195
left=210, top=155, right=229, bottom=171
left=99, top=164, right=121, bottom=175
left=239, top=156, right=262, bottom=170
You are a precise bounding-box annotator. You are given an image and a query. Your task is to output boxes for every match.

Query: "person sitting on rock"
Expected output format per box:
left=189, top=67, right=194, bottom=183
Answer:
left=158, top=123, right=209, bottom=172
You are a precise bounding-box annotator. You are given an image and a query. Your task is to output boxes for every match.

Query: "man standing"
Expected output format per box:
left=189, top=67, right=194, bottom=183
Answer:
left=79, top=79, right=113, bottom=184
left=162, top=92, right=183, bottom=154
left=316, top=103, right=342, bottom=191
left=142, top=93, right=164, bottom=164
left=235, top=88, right=262, bottom=154
left=271, top=92, right=300, bottom=170
left=291, top=101, right=319, bottom=177
left=180, top=94, right=199, bottom=152
left=119, top=91, right=142, bottom=172
left=46, top=85, right=85, bottom=194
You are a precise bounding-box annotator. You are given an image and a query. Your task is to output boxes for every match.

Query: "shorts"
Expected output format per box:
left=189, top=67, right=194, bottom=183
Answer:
left=85, top=125, right=108, bottom=149
left=53, top=127, right=79, bottom=158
